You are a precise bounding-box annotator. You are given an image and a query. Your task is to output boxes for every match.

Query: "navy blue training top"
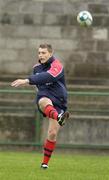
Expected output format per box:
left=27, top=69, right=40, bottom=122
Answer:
left=28, top=56, right=67, bottom=107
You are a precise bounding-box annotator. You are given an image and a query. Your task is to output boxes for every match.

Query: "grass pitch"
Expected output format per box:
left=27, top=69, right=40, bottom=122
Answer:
left=0, top=151, right=109, bottom=180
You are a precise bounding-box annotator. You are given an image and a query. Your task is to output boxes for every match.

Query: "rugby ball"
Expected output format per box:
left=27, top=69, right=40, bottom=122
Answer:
left=77, top=11, right=93, bottom=27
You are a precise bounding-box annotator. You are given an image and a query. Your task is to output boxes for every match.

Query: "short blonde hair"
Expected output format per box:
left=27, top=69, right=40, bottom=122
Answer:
left=39, top=44, right=53, bottom=53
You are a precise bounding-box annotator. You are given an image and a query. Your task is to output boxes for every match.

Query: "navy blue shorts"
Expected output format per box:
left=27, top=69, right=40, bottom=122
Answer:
left=36, top=94, right=67, bottom=117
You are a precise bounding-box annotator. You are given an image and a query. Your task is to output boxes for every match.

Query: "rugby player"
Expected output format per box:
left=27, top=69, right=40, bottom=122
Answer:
left=11, top=44, right=69, bottom=169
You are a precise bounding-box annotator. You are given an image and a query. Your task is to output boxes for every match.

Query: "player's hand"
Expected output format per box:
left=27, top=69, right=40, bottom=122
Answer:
left=11, top=79, right=29, bottom=87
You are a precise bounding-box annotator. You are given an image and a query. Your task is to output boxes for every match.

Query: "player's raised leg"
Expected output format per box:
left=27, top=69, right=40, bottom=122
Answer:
left=39, top=97, right=69, bottom=126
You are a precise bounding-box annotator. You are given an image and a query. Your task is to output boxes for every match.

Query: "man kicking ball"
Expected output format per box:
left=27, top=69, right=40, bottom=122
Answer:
left=11, top=43, right=69, bottom=169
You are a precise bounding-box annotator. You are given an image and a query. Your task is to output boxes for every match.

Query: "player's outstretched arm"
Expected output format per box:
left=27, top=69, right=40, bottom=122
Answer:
left=11, top=79, right=29, bottom=87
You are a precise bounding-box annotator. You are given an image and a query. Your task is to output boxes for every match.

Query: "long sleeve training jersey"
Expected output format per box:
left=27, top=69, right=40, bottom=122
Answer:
left=28, top=56, right=67, bottom=107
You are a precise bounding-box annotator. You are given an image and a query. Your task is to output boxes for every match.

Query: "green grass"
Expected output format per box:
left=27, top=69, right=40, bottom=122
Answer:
left=0, top=151, right=109, bottom=180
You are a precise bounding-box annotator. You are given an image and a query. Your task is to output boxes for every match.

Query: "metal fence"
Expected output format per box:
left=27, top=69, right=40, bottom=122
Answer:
left=0, top=88, right=109, bottom=149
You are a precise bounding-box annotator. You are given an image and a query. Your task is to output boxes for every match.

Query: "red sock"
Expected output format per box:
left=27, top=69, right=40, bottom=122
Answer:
left=44, top=105, right=58, bottom=120
left=42, top=139, right=56, bottom=165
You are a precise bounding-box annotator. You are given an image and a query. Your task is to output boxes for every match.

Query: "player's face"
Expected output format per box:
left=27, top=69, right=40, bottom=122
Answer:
left=38, top=48, right=52, bottom=64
